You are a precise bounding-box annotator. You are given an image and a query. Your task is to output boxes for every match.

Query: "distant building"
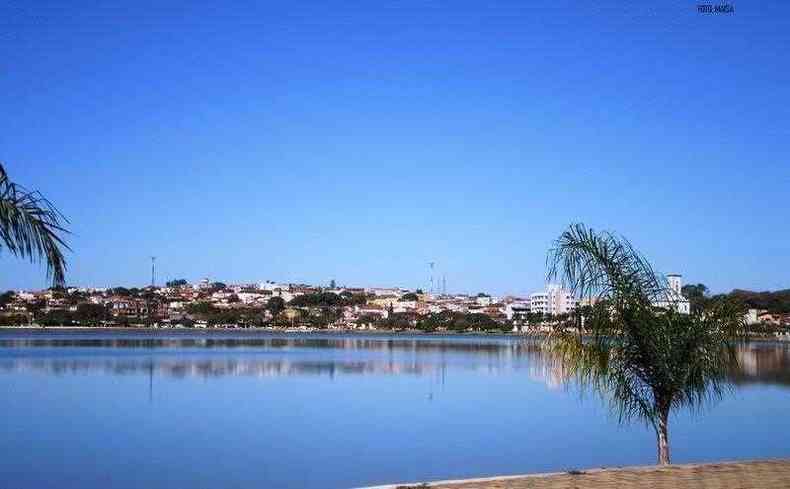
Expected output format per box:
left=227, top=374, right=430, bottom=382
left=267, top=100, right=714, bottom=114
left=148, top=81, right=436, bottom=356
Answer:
left=530, top=285, right=576, bottom=316
left=476, top=295, right=493, bottom=306
left=653, top=273, right=690, bottom=314
left=369, top=296, right=398, bottom=308
left=369, top=288, right=405, bottom=297
left=577, top=274, right=692, bottom=315
left=745, top=309, right=766, bottom=325
left=757, top=312, right=783, bottom=326
left=577, top=297, right=601, bottom=308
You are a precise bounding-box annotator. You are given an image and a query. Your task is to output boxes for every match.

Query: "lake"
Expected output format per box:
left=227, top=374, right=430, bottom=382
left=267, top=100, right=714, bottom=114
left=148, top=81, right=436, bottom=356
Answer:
left=1, top=329, right=789, bottom=489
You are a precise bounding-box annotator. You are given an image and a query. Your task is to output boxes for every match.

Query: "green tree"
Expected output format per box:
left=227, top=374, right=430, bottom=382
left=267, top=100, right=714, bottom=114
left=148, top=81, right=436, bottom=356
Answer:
left=725, top=289, right=790, bottom=314
left=26, top=299, right=46, bottom=317
left=0, top=290, right=15, bottom=308
left=416, top=311, right=503, bottom=332
left=329, top=279, right=336, bottom=289
left=109, top=287, right=131, bottom=296
left=289, top=292, right=346, bottom=308
left=74, top=303, right=110, bottom=324
left=39, top=309, right=76, bottom=326
left=526, top=311, right=543, bottom=326
left=186, top=301, right=217, bottom=316
left=166, top=279, right=188, bottom=287
left=339, top=291, right=368, bottom=305
left=267, top=296, right=285, bottom=317
left=0, top=314, right=28, bottom=326
left=546, top=224, right=744, bottom=465
left=0, top=163, right=70, bottom=286
left=681, top=283, right=709, bottom=314
left=399, top=293, right=419, bottom=302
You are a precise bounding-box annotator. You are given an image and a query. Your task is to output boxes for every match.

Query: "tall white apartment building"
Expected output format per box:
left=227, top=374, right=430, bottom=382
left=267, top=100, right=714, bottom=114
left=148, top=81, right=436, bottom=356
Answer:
left=530, top=285, right=577, bottom=316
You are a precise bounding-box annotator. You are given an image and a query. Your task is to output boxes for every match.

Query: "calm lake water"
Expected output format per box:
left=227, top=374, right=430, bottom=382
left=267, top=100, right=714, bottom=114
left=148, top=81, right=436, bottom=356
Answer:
left=2, top=329, right=790, bottom=489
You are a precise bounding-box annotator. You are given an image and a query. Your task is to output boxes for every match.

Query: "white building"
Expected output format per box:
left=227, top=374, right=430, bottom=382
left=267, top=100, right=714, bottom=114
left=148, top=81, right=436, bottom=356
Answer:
left=653, top=273, right=691, bottom=314
left=368, top=288, right=405, bottom=297
left=530, top=285, right=577, bottom=316
left=258, top=281, right=287, bottom=291
left=476, top=295, right=493, bottom=306
left=745, top=308, right=766, bottom=325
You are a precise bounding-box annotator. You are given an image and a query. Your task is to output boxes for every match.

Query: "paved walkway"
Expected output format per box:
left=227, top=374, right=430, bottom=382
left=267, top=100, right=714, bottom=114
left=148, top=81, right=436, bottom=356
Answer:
left=387, top=459, right=790, bottom=489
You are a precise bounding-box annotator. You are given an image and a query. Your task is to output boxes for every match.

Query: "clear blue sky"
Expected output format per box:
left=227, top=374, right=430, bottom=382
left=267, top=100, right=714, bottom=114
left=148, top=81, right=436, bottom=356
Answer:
left=1, top=1, right=788, bottom=295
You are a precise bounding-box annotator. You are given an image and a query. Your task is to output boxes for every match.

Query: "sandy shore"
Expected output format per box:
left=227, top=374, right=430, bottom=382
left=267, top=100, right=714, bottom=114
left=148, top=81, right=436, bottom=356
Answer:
left=364, top=459, right=790, bottom=489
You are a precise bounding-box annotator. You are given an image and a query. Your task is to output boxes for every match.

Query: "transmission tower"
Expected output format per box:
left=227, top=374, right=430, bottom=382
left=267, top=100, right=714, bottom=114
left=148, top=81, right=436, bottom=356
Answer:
left=428, top=261, right=435, bottom=294
left=150, top=256, right=156, bottom=287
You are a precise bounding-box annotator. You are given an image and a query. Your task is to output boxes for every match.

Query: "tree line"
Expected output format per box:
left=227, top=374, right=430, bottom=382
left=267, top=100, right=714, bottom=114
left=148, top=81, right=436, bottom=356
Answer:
left=683, top=283, right=790, bottom=314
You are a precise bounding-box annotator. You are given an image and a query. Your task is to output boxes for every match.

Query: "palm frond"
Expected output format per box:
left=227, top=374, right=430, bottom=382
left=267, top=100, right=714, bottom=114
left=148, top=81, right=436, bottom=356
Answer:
left=544, top=223, right=745, bottom=436
left=547, top=223, right=667, bottom=306
left=0, top=163, right=71, bottom=286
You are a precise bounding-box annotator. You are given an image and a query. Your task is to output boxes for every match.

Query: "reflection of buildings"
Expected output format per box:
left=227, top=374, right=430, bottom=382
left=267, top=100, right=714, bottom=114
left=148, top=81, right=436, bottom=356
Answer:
left=0, top=336, right=546, bottom=381
left=733, top=343, right=790, bottom=385
left=1, top=335, right=789, bottom=388
left=0, top=357, right=438, bottom=379
left=527, top=355, right=570, bottom=390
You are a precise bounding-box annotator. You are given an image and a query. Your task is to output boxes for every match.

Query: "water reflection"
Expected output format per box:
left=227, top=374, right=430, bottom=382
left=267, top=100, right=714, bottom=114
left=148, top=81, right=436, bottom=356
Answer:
left=0, top=333, right=526, bottom=352
left=0, top=357, right=443, bottom=378
left=1, top=332, right=789, bottom=388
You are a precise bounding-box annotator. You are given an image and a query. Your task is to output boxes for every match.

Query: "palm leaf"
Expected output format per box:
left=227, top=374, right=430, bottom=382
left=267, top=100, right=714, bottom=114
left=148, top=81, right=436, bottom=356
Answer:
left=0, top=163, right=71, bottom=286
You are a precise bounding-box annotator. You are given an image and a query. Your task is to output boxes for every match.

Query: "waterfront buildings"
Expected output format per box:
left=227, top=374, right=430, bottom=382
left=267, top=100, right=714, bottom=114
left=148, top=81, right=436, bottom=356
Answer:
left=526, top=274, right=692, bottom=317
left=2, top=274, right=787, bottom=329
left=530, top=285, right=577, bottom=316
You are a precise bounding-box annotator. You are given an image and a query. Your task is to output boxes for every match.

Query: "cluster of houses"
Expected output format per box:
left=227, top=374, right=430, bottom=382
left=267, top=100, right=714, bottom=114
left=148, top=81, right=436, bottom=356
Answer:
left=1, top=274, right=787, bottom=330
left=1, top=278, right=583, bottom=329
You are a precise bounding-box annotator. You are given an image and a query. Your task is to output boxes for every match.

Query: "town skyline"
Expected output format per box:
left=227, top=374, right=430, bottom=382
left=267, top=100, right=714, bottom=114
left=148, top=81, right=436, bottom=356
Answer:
left=3, top=251, right=787, bottom=298
left=0, top=267, right=728, bottom=298
left=4, top=272, right=787, bottom=330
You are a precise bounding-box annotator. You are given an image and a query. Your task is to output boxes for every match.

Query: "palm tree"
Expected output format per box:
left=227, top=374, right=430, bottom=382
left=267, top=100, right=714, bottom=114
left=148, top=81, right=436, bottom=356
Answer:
left=0, top=163, right=70, bottom=286
left=545, top=223, right=744, bottom=465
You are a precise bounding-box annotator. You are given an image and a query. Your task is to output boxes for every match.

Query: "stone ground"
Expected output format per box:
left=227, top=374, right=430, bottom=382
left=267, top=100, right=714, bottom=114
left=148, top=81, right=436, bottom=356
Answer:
left=390, top=459, right=790, bottom=489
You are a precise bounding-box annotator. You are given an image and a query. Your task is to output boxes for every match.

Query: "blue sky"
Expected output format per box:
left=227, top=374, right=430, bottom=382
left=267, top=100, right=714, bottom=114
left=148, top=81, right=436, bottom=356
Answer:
left=1, top=1, right=788, bottom=295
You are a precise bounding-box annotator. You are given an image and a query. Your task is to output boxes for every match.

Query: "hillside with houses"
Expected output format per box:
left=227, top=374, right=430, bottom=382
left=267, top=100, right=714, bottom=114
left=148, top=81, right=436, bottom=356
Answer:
left=1, top=277, right=788, bottom=333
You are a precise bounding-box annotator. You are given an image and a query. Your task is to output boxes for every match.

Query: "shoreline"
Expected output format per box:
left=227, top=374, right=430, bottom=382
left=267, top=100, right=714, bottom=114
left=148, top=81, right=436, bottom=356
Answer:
left=360, top=458, right=790, bottom=488
left=0, top=325, right=787, bottom=342
left=0, top=326, right=540, bottom=340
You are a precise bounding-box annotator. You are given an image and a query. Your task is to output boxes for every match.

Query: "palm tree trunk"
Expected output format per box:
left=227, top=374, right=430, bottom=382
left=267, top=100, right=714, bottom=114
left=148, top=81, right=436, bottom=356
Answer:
left=656, top=407, right=671, bottom=465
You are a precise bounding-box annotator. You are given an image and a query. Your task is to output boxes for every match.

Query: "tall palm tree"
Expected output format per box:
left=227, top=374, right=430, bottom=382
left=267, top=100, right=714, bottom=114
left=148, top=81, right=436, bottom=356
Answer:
left=0, top=163, right=70, bottom=286
left=546, top=223, right=744, bottom=465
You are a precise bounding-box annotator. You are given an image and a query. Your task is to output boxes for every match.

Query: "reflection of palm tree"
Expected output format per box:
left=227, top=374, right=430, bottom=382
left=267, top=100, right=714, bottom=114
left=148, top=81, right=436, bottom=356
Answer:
left=0, top=163, right=70, bottom=286
left=546, top=224, right=744, bottom=465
